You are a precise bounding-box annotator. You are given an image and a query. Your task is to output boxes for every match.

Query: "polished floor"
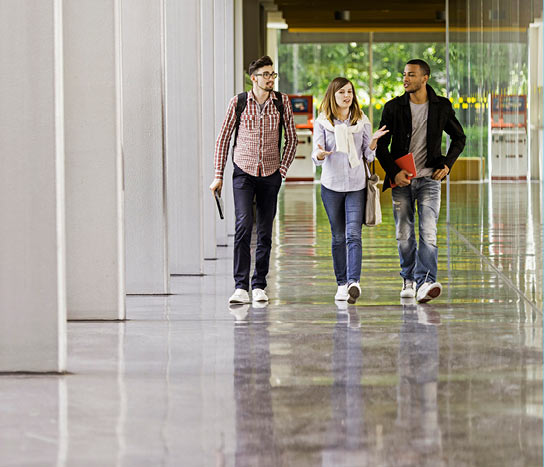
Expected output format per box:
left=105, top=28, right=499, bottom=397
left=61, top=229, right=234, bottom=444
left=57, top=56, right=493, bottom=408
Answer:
left=1, top=182, right=542, bottom=466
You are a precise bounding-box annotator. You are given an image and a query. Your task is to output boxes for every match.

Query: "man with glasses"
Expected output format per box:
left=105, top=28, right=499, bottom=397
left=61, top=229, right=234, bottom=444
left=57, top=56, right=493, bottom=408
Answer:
left=377, top=59, right=465, bottom=303
left=210, top=55, right=298, bottom=304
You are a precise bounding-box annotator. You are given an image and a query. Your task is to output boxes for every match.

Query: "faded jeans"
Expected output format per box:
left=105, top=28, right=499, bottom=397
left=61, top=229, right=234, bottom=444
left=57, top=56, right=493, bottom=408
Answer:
left=392, top=177, right=441, bottom=288
left=321, top=185, right=367, bottom=285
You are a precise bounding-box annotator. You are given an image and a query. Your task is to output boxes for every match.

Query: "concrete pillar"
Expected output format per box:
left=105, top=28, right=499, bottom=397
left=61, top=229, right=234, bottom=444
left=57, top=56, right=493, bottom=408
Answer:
left=214, top=0, right=236, bottom=244
left=201, top=0, right=217, bottom=260
left=165, top=0, right=204, bottom=275
left=64, top=0, right=125, bottom=319
left=0, top=0, right=66, bottom=371
left=122, top=0, right=169, bottom=293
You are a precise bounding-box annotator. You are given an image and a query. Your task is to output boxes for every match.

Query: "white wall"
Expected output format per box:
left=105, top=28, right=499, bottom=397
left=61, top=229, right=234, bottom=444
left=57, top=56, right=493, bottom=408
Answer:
left=64, top=0, right=125, bottom=319
left=0, top=0, right=66, bottom=371
left=122, top=0, right=169, bottom=293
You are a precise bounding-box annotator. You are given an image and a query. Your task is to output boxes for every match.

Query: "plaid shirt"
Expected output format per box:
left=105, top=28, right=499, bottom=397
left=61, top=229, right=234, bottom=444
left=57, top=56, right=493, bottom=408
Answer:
left=214, top=90, right=298, bottom=180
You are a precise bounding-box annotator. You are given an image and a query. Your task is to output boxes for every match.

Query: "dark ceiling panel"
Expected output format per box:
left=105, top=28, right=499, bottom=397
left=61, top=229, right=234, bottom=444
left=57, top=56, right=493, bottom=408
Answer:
left=272, top=0, right=534, bottom=31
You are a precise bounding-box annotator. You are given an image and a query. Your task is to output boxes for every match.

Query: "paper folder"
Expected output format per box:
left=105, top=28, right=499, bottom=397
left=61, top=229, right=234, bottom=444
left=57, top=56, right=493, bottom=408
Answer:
left=390, top=152, right=416, bottom=187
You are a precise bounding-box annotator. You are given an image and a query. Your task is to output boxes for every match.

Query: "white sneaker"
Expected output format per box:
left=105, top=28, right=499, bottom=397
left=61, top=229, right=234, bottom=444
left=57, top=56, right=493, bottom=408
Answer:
left=229, top=288, right=250, bottom=304
left=416, top=282, right=442, bottom=303
left=335, top=284, right=349, bottom=301
left=252, top=288, right=268, bottom=302
left=400, top=279, right=416, bottom=298
left=347, top=282, right=361, bottom=304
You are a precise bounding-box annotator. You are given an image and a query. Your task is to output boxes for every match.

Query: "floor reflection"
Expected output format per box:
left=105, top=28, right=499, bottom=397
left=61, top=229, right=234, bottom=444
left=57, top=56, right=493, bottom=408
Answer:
left=233, top=305, right=282, bottom=466
left=395, top=300, right=443, bottom=467
left=322, top=304, right=364, bottom=466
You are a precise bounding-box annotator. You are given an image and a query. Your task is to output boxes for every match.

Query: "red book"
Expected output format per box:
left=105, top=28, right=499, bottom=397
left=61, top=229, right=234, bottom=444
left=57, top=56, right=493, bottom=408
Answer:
left=390, top=153, right=416, bottom=187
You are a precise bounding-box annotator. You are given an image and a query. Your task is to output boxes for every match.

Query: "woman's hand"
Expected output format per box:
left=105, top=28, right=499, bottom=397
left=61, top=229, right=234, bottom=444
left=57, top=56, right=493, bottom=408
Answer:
left=369, top=125, right=389, bottom=150
left=316, top=144, right=332, bottom=160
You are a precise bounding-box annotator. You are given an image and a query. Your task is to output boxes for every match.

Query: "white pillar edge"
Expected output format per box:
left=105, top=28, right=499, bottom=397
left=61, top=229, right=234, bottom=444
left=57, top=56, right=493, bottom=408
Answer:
left=115, top=0, right=127, bottom=318
left=54, top=0, right=67, bottom=371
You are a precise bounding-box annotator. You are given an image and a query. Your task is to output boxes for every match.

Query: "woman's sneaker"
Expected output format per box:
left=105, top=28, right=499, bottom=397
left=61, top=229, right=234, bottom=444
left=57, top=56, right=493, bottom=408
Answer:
left=416, top=282, right=442, bottom=303
left=335, top=284, right=349, bottom=301
left=347, top=282, right=361, bottom=304
left=400, top=279, right=416, bottom=298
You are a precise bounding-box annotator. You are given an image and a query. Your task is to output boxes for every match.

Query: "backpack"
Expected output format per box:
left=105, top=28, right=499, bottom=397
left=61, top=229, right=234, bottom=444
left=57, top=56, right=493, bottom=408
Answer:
left=232, top=91, right=285, bottom=152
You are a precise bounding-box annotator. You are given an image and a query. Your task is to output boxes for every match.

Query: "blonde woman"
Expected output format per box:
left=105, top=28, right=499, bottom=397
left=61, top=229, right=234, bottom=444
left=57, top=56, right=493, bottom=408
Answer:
left=312, top=77, right=388, bottom=304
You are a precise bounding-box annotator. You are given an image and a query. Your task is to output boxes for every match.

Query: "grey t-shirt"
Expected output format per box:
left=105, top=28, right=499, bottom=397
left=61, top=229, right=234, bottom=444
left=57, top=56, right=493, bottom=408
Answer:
left=409, top=101, right=433, bottom=178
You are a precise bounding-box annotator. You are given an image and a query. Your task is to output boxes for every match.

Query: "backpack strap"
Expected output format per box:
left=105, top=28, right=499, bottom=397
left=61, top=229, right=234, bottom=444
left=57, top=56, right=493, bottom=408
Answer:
left=272, top=91, right=285, bottom=152
left=232, top=92, right=247, bottom=149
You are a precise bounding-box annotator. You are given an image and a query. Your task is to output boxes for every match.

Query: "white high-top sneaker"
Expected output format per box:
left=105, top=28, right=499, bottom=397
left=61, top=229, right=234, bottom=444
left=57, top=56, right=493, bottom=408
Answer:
left=416, top=282, right=442, bottom=303
left=400, top=279, right=416, bottom=298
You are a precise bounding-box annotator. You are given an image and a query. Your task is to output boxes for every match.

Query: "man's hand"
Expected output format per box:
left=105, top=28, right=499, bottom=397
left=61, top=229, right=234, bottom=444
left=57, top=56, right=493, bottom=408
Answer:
left=432, top=165, right=449, bottom=180
left=394, top=169, right=413, bottom=187
left=316, top=144, right=332, bottom=160
left=209, top=179, right=223, bottom=196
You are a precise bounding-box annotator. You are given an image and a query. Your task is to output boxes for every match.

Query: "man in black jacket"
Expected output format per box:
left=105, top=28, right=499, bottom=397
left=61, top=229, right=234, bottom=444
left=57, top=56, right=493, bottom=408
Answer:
left=377, top=59, right=465, bottom=303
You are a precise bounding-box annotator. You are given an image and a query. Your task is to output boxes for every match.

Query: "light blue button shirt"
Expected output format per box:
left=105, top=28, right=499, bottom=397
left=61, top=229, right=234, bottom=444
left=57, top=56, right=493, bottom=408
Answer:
left=312, top=117, right=375, bottom=192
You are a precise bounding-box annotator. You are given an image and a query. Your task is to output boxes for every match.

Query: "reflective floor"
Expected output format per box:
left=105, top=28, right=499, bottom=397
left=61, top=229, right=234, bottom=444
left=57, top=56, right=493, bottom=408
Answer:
left=1, top=182, right=542, bottom=466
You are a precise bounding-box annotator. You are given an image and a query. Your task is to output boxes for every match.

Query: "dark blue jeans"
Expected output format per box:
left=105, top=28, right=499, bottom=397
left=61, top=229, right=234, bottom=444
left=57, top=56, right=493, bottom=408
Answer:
left=232, top=164, right=282, bottom=291
left=321, top=185, right=366, bottom=285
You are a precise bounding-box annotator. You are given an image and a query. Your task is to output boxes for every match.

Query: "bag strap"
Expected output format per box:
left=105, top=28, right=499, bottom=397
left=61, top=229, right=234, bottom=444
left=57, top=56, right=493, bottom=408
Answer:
left=364, top=159, right=371, bottom=179
left=272, top=91, right=285, bottom=152
left=232, top=92, right=248, bottom=149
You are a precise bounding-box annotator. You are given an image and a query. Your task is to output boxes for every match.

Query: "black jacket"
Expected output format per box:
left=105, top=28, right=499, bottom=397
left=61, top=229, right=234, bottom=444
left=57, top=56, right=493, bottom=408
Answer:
left=376, top=84, right=466, bottom=191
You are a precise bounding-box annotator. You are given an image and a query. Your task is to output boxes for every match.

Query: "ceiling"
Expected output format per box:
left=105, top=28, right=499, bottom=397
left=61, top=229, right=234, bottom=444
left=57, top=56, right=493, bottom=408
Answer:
left=272, top=0, right=447, bottom=32
left=271, top=0, right=538, bottom=33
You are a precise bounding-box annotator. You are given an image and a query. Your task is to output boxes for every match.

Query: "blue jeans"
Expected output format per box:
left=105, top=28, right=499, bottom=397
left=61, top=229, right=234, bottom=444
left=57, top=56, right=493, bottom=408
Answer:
left=321, top=185, right=366, bottom=285
left=392, top=177, right=441, bottom=288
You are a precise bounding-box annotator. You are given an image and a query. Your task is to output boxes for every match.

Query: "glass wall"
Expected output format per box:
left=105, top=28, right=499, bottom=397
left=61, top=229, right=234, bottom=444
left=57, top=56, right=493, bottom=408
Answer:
left=448, top=0, right=543, bottom=306
left=278, top=42, right=447, bottom=129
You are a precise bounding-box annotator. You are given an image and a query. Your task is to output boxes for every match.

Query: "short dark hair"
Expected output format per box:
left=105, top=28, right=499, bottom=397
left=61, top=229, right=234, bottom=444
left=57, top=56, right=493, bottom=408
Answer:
left=407, top=59, right=431, bottom=76
left=248, top=55, right=273, bottom=76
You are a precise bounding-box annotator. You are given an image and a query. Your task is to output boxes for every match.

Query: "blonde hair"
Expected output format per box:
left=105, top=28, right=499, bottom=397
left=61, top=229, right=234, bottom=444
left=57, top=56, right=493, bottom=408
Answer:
left=319, top=77, right=363, bottom=126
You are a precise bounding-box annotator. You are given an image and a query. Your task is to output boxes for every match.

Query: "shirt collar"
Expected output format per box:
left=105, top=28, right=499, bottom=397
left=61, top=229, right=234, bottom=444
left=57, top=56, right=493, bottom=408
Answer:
left=248, top=90, right=274, bottom=104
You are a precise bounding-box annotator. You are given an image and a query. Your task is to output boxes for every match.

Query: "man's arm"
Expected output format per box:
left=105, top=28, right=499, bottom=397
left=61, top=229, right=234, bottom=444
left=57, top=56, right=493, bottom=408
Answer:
left=213, top=96, right=237, bottom=181
left=376, top=103, right=401, bottom=180
left=443, top=104, right=466, bottom=170
left=278, top=95, right=298, bottom=178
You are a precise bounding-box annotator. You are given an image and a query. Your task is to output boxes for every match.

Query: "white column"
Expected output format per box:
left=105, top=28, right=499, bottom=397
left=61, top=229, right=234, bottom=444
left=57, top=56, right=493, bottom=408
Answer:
left=165, top=0, right=204, bottom=274
left=214, top=0, right=236, bottom=245
left=64, top=0, right=125, bottom=319
left=201, top=0, right=217, bottom=260
left=122, top=0, right=169, bottom=293
left=0, top=0, right=66, bottom=371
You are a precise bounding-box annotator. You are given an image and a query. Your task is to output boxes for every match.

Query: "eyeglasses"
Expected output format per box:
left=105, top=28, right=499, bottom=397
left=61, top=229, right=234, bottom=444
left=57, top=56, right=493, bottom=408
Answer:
left=254, top=72, right=278, bottom=79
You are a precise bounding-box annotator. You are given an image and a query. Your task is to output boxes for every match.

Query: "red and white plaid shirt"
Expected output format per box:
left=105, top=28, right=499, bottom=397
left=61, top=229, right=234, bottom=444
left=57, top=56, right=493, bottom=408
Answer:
left=214, top=90, right=298, bottom=180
